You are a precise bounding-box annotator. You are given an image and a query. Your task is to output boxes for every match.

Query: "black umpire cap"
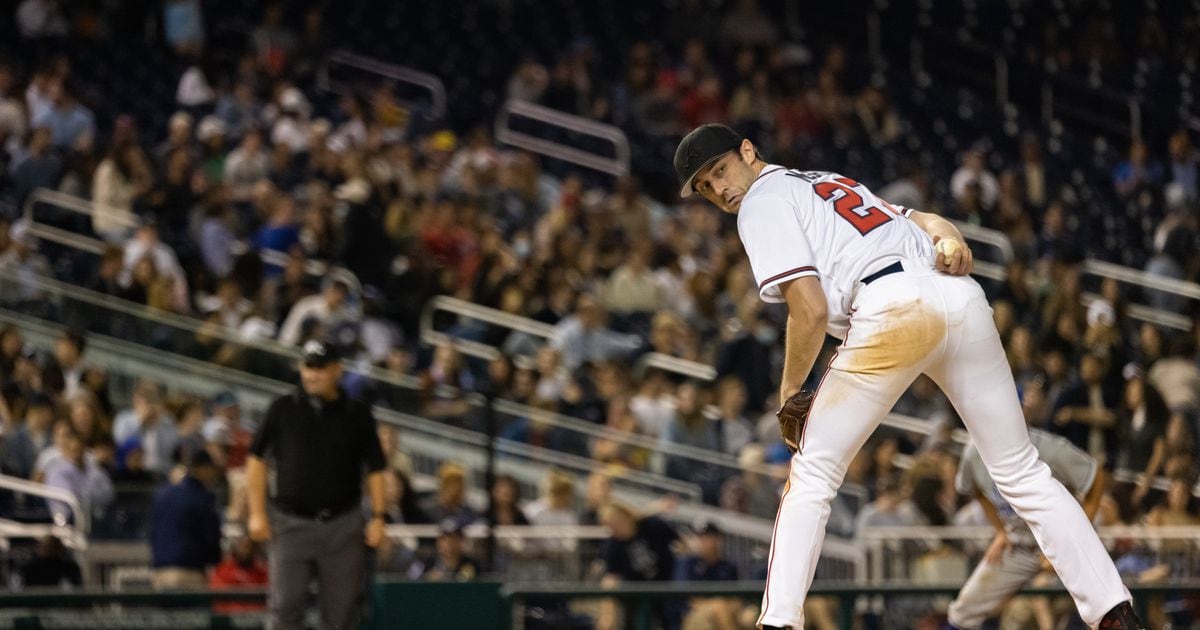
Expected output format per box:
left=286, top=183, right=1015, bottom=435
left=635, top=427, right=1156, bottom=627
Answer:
left=301, top=339, right=339, bottom=367
left=674, top=123, right=744, bottom=198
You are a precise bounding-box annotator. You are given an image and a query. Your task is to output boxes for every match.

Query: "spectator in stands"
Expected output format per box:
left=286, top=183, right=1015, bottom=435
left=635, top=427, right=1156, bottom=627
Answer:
left=44, top=429, right=114, bottom=524
left=603, top=243, right=662, bottom=317
left=202, top=390, right=251, bottom=469
left=1144, top=226, right=1196, bottom=314
left=1166, top=129, right=1199, bottom=201
left=67, top=390, right=109, bottom=449
left=121, top=221, right=190, bottom=312
left=1146, top=475, right=1199, bottom=527
left=673, top=521, right=740, bottom=629
left=1120, top=367, right=1171, bottom=506
left=383, top=468, right=430, bottom=525
left=950, top=145, right=998, bottom=210
left=32, top=419, right=73, bottom=482
left=598, top=501, right=678, bottom=628
left=853, top=474, right=924, bottom=535
left=173, top=397, right=208, bottom=467
left=484, top=473, right=528, bottom=527
left=712, top=377, right=754, bottom=457
left=720, top=443, right=781, bottom=519
left=149, top=450, right=222, bottom=589
left=525, top=470, right=579, bottom=526
left=629, top=368, right=675, bottom=439
left=223, top=129, right=269, bottom=202
left=32, top=80, right=93, bottom=150
left=17, top=535, right=81, bottom=590
left=1147, top=335, right=1200, bottom=415
left=277, top=277, right=357, bottom=347
left=1, top=392, right=55, bottom=478
left=209, top=536, right=269, bottom=613
left=112, top=380, right=179, bottom=475
left=91, top=140, right=151, bottom=242
left=550, top=293, right=643, bottom=370
left=1050, top=352, right=1119, bottom=464
left=11, top=125, right=62, bottom=206
left=422, top=518, right=480, bottom=582
left=422, top=461, right=478, bottom=527
left=16, top=0, right=68, bottom=39
left=580, top=470, right=613, bottom=526
left=1113, top=138, right=1164, bottom=197
left=0, top=221, right=51, bottom=303
left=41, top=329, right=86, bottom=399
left=715, top=308, right=776, bottom=415
left=252, top=3, right=297, bottom=77
left=87, top=245, right=125, bottom=296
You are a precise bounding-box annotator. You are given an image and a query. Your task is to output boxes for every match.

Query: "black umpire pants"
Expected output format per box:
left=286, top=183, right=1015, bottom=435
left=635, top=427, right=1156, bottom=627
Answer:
left=267, top=506, right=367, bottom=630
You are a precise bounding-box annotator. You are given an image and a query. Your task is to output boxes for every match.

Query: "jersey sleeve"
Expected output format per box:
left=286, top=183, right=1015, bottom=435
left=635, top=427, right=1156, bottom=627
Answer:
left=737, top=193, right=819, bottom=303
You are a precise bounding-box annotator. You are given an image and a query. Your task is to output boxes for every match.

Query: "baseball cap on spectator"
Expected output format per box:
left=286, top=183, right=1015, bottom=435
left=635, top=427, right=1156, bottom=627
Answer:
left=1122, top=362, right=1144, bottom=381
left=1086, top=300, right=1116, bottom=328
left=301, top=339, right=338, bottom=367
left=213, top=390, right=238, bottom=409
left=196, top=116, right=227, bottom=142
left=438, top=517, right=465, bottom=537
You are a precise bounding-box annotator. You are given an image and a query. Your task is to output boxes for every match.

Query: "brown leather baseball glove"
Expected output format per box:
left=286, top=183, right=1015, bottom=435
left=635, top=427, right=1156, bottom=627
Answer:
left=777, top=390, right=815, bottom=454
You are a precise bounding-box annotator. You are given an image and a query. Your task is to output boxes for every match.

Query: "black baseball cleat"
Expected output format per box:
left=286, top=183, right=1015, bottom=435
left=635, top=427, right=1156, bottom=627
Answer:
left=1098, top=601, right=1145, bottom=629
left=761, top=626, right=791, bottom=630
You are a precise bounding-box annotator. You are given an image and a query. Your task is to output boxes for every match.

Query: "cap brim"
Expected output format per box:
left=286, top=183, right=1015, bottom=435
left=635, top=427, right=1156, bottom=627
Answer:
left=678, top=152, right=730, bottom=198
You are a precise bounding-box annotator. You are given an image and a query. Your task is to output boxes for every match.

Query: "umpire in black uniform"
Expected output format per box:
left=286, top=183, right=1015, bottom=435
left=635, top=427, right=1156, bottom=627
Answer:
left=247, top=340, right=388, bottom=629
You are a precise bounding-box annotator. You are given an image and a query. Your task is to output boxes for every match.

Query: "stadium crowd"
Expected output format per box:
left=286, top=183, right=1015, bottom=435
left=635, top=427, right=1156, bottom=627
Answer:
left=0, top=0, right=1198, bottom=627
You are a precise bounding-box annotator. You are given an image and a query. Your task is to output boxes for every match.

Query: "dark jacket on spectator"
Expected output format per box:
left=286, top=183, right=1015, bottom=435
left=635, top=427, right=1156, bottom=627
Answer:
left=149, top=475, right=221, bottom=570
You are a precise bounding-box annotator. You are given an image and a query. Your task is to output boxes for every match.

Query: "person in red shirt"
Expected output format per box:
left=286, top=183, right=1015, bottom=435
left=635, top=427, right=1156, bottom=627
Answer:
left=209, top=536, right=269, bottom=613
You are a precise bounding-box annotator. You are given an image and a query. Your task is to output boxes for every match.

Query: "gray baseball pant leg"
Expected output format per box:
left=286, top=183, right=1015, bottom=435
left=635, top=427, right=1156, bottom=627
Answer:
left=948, top=545, right=1044, bottom=629
left=268, top=508, right=317, bottom=630
left=315, top=509, right=368, bottom=630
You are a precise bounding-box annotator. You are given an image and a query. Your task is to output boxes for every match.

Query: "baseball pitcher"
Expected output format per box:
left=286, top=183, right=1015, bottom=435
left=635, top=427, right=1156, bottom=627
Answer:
left=672, top=124, right=1140, bottom=630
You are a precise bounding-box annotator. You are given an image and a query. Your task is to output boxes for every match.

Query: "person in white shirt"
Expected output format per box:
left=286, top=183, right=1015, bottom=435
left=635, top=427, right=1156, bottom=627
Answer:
left=277, top=277, right=360, bottom=347
left=44, top=430, right=113, bottom=524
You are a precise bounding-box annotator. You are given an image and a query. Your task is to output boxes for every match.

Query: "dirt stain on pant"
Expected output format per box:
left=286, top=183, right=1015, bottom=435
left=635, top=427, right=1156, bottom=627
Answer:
left=838, top=299, right=947, bottom=375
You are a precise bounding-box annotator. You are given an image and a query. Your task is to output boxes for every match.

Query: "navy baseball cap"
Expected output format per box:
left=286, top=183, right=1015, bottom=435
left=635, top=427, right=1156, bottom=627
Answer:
left=301, top=339, right=338, bottom=367
left=674, top=124, right=744, bottom=198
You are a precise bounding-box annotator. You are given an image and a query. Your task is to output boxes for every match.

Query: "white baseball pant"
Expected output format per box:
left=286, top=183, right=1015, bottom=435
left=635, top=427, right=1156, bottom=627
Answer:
left=756, top=261, right=1130, bottom=629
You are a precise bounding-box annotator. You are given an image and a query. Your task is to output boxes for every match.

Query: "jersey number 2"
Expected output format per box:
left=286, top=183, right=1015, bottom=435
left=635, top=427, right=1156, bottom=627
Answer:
left=814, top=177, right=893, bottom=236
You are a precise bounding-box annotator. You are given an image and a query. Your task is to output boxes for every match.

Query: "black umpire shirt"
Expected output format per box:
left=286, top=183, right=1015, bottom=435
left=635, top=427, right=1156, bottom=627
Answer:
left=251, top=387, right=387, bottom=518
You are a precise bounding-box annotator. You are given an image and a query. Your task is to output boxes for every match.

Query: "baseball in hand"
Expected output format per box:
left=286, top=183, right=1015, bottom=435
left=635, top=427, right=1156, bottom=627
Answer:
left=936, top=238, right=963, bottom=258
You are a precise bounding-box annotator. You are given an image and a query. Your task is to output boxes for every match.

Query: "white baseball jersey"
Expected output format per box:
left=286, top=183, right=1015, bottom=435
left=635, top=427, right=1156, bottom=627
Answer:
left=736, top=165, right=935, bottom=338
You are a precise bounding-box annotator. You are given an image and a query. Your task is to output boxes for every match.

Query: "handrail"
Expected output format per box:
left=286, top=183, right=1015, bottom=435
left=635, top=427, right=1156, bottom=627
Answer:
left=0, top=474, right=89, bottom=534
left=321, top=49, right=447, bottom=119
left=0, top=519, right=87, bottom=551
left=0, top=270, right=742, bottom=485
left=634, top=352, right=717, bottom=382
left=495, top=99, right=631, bottom=177
left=1083, top=259, right=1200, bottom=300
left=856, top=524, right=1200, bottom=542
left=23, top=188, right=364, bottom=295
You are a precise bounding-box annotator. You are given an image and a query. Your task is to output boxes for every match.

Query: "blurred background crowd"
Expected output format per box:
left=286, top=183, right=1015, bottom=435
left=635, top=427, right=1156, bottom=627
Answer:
left=0, top=0, right=1199, bottom=628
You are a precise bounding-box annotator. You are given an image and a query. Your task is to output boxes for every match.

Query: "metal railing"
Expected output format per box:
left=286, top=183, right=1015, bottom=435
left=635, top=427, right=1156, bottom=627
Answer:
left=0, top=475, right=89, bottom=536
left=320, top=49, right=447, bottom=120
left=495, top=99, right=631, bottom=177
left=501, top=580, right=1199, bottom=630
left=23, top=188, right=363, bottom=295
